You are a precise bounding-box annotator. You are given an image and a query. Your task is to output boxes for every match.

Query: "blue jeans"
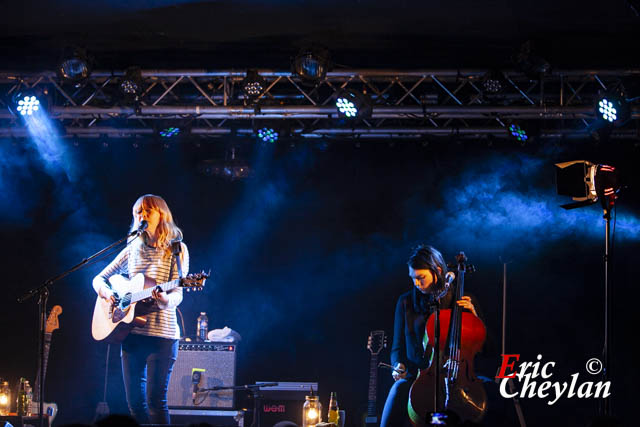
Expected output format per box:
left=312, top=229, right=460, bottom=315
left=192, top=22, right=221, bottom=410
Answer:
left=121, top=334, right=178, bottom=424
left=380, top=378, right=413, bottom=427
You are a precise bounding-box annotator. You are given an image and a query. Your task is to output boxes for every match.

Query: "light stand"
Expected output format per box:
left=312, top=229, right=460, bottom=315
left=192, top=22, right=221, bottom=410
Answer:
left=555, top=161, right=620, bottom=418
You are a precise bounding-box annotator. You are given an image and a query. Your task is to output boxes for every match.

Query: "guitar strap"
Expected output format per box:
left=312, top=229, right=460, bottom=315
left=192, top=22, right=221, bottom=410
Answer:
left=170, top=240, right=184, bottom=279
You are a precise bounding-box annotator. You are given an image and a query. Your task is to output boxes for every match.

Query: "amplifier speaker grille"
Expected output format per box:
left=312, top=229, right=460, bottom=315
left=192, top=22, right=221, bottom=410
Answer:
left=167, top=342, right=236, bottom=409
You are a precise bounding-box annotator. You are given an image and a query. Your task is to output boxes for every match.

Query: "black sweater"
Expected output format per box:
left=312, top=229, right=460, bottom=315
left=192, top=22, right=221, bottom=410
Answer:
left=390, top=287, right=483, bottom=378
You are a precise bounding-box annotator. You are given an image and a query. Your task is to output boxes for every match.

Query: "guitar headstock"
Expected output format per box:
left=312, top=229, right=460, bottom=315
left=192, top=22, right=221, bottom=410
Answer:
left=46, top=305, right=62, bottom=334
left=181, top=270, right=210, bottom=292
left=367, top=330, right=387, bottom=355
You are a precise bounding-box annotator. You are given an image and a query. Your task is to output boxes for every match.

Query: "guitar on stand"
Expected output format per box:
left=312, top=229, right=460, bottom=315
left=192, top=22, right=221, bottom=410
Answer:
left=91, top=271, right=208, bottom=343
left=30, top=305, right=62, bottom=426
left=362, top=330, right=386, bottom=426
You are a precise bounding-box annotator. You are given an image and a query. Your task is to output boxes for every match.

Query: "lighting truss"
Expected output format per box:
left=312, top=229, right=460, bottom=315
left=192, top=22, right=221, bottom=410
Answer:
left=0, top=68, right=638, bottom=140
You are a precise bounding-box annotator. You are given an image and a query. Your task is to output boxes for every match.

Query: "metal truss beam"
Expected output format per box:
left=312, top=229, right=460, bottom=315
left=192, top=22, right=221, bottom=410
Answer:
left=1, top=68, right=639, bottom=140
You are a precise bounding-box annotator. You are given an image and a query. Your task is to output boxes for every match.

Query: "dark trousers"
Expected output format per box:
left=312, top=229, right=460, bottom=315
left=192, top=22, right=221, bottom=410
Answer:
left=121, top=334, right=178, bottom=424
left=380, top=378, right=413, bottom=427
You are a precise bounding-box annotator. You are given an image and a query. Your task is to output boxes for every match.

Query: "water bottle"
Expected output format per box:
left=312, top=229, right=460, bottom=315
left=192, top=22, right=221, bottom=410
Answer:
left=196, top=312, right=208, bottom=342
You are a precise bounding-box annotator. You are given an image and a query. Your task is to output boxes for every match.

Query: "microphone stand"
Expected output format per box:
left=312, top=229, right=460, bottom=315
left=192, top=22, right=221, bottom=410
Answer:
left=429, top=296, right=442, bottom=420
left=196, top=382, right=278, bottom=427
left=17, top=229, right=142, bottom=427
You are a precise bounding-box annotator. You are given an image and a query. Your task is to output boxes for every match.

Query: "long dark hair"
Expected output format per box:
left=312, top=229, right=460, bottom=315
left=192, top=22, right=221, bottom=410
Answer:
left=407, top=244, right=449, bottom=312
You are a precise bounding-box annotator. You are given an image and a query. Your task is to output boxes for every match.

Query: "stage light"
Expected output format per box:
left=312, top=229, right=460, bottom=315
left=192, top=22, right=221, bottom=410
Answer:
left=555, top=161, right=620, bottom=211
left=119, top=67, right=144, bottom=101
left=160, top=127, right=180, bottom=138
left=58, top=47, right=91, bottom=85
left=257, top=127, right=278, bottom=143
left=16, top=94, right=40, bottom=116
left=595, top=94, right=630, bottom=125
left=336, top=97, right=358, bottom=118
left=482, top=69, right=506, bottom=94
left=335, top=89, right=372, bottom=119
left=198, top=148, right=251, bottom=180
left=508, top=123, right=528, bottom=144
left=597, top=98, right=617, bottom=122
left=242, top=70, right=266, bottom=99
left=511, top=41, right=551, bottom=78
left=292, top=45, right=330, bottom=83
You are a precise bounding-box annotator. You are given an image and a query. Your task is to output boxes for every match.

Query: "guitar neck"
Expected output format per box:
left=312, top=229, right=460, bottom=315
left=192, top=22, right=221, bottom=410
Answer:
left=33, top=333, right=52, bottom=402
left=131, top=278, right=180, bottom=303
left=366, top=354, right=379, bottom=417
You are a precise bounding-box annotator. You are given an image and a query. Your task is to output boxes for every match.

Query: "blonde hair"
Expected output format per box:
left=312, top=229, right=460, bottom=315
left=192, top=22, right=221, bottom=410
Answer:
left=130, top=194, right=183, bottom=254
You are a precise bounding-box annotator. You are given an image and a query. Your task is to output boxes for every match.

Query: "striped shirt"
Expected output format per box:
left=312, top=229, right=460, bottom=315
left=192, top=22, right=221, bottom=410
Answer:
left=93, top=240, right=190, bottom=339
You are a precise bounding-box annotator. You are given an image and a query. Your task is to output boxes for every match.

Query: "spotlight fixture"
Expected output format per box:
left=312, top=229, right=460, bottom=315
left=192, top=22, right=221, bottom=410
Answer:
left=597, top=99, right=617, bottom=122
left=119, top=67, right=144, bottom=101
left=160, top=127, right=180, bottom=138
left=15, top=93, right=41, bottom=116
left=242, top=69, right=266, bottom=99
left=595, top=94, right=630, bottom=125
left=335, top=89, right=372, bottom=119
left=555, top=161, right=621, bottom=211
left=292, top=45, right=330, bottom=83
left=481, top=69, right=506, bottom=94
left=507, top=123, right=528, bottom=144
left=257, top=127, right=279, bottom=143
left=198, top=147, right=251, bottom=180
left=57, top=47, right=92, bottom=85
left=511, top=41, right=551, bottom=78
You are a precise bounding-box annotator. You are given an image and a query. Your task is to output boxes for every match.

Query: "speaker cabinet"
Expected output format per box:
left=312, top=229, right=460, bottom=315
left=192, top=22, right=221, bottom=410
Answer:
left=257, top=382, right=317, bottom=427
left=168, top=342, right=236, bottom=409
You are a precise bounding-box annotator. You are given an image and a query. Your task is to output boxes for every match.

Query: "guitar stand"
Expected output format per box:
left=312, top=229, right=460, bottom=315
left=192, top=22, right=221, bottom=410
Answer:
left=197, top=382, right=278, bottom=427
left=17, top=230, right=143, bottom=427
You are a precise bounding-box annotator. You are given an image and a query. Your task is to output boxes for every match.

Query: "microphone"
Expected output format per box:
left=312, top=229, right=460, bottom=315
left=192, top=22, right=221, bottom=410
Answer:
left=444, top=271, right=456, bottom=288
left=191, top=370, right=202, bottom=404
left=434, top=272, right=455, bottom=300
left=129, top=220, right=148, bottom=237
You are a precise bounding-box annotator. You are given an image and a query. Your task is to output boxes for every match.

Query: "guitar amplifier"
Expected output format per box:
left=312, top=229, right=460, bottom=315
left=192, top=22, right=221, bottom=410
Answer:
left=167, top=341, right=237, bottom=409
left=257, top=382, right=317, bottom=427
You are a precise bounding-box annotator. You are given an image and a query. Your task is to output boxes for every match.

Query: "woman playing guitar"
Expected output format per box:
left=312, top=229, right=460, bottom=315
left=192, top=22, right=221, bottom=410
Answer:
left=380, top=245, right=481, bottom=427
left=92, top=194, right=189, bottom=425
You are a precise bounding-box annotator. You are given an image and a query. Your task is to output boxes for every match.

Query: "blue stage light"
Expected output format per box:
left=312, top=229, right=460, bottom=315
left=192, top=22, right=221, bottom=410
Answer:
left=598, top=98, right=618, bottom=123
left=160, top=127, right=180, bottom=138
left=293, top=46, right=330, bottom=83
left=16, top=95, right=40, bottom=116
left=258, top=127, right=278, bottom=143
left=509, top=124, right=528, bottom=143
left=58, top=47, right=91, bottom=84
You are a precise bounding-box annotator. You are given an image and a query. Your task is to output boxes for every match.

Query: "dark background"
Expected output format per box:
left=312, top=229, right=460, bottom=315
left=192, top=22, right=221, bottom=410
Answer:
left=1, top=137, right=639, bottom=426
left=1, top=1, right=640, bottom=426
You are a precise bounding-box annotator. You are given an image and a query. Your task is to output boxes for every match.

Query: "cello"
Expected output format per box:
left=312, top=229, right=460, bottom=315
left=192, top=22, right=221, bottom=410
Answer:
left=408, top=252, right=487, bottom=425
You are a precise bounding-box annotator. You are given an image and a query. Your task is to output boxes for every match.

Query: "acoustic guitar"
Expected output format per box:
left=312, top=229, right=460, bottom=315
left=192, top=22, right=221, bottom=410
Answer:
left=92, top=271, right=208, bottom=343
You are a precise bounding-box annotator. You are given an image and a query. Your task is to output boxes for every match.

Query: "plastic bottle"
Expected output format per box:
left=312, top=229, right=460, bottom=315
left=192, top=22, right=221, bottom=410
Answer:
left=197, top=312, right=208, bottom=342
left=328, top=391, right=340, bottom=425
